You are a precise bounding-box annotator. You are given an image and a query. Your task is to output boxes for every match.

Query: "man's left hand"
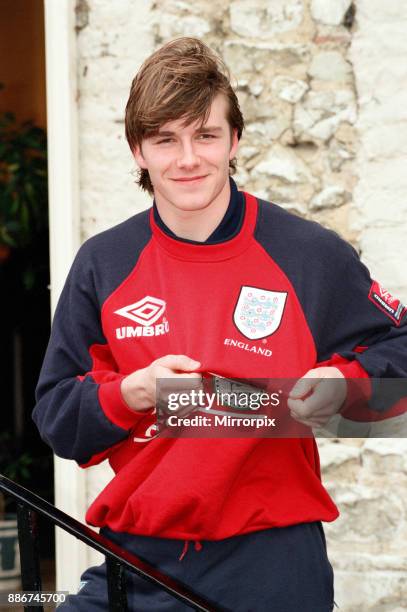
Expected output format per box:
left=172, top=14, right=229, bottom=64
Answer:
left=287, top=367, right=347, bottom=428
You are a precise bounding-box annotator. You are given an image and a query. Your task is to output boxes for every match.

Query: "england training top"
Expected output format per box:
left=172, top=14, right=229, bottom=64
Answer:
left=33, top=180, right=407, bottom=540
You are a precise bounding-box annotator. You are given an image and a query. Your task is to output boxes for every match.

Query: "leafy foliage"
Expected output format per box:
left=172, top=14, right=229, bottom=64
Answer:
left=0, top=111, right=48, bottom=249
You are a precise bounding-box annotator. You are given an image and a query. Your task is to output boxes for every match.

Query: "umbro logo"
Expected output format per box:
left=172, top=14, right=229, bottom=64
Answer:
left=115, top=296, right=165, bottom=326
left=115, top=296, right=170, bottom=338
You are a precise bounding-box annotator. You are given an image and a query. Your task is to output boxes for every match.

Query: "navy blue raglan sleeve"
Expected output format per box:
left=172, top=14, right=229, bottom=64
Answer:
left=311, top=238, right=407, bottom=414
left=255, top=200, right=407, bottom=412
left=32, top=236, right=154, bottom=466
left=314, top=239, right=407, bottom=379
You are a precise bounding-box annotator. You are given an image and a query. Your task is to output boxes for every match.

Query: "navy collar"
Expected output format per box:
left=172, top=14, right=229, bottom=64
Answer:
left=152, top=177, right=245, bottom=245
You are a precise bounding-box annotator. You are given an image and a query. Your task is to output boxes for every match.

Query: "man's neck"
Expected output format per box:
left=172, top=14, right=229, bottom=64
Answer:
left=154, top=180, right=231, bottom=242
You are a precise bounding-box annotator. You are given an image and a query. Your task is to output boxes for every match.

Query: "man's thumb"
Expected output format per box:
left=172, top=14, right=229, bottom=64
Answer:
left=160, top=354, right=201, bottom=372
left=179, top=356, right=201, bottom=371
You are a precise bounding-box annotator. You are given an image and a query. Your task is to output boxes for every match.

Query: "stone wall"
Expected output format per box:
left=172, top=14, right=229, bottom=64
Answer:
left=151, top=0, right=359, bottom=243
left=75, top=1, right=407, bottom=609
left=350, top=0, right=407, bottom=300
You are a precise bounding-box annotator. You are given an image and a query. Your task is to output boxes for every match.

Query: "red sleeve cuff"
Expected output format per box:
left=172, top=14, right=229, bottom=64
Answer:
left=316, top=353, right=372, bottom=418
left=334, top=359, right=369, bottom=380
left=98, top=378, right=155, bottom=430
left=334, top=359, right=372, bottom=418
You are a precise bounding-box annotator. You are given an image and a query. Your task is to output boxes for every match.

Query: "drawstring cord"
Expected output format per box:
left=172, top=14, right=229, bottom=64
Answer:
left=179, top=541, right=188, bottom=561
left=178, top=540, right=203, bottom=561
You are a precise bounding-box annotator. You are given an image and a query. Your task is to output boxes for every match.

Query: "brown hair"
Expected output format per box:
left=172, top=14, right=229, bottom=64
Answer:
left=125, top=37, right=244, bottom=194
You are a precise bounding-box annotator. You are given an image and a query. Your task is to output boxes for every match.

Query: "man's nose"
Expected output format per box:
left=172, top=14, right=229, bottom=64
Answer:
left=176, top=142, right=200, bottom=168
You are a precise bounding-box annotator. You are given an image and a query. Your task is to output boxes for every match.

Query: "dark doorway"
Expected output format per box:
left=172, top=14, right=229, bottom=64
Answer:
left=0, top=0, right=54, bottom=592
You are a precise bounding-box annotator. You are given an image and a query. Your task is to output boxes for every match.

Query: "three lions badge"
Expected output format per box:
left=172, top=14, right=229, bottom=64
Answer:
left=233, top=286, right=287, bottom=340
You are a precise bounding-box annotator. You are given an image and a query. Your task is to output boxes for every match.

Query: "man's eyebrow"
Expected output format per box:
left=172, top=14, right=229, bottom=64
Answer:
left=151, top=130, right=175, bottom=137
left=195, top=125, right=223, bottom=133
left=152, top=126, right=223, bottom=137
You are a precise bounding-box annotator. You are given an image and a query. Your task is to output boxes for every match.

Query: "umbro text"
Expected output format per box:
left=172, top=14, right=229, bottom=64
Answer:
left=116, top=320, right=170, bottom=339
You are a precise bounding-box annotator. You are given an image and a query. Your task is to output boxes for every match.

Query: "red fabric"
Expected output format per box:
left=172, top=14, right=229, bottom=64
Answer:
left=84, top=195, right=339, bottom=540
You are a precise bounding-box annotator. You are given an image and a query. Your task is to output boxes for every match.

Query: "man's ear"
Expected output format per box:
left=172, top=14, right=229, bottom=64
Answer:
left=132, top=145, right=148, bottom=170
left=229, top=128, right=239, bottom=160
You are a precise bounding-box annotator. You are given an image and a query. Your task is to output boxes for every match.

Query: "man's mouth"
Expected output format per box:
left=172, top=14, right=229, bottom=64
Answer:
left=171, top=175, right=208, bottom=183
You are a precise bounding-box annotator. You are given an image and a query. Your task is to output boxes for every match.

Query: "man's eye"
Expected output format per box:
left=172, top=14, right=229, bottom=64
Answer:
left=156, top=138, right=173, bottom=144
left=198, top=134, right=216, bottom=139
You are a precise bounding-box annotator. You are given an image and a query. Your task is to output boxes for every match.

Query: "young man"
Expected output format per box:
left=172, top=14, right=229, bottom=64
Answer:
left=33, top=37, right=407, bottom=611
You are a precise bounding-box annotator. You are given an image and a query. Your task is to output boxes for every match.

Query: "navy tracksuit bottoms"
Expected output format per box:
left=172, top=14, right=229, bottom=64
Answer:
left=57, top=521, right=335, bottom=611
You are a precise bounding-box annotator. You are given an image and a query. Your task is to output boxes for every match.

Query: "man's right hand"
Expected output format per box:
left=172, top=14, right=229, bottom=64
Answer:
left=120, top=354, right=202, bottom=412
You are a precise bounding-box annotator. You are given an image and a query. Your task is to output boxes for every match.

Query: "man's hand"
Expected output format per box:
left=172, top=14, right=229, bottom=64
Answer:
left=287, top=367, right=347, bottom=428
left=120, top=354, right=202, bottom=412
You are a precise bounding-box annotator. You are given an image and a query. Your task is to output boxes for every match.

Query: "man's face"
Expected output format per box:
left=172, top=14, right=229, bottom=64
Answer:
left=133, top=94, right=239, bottom=214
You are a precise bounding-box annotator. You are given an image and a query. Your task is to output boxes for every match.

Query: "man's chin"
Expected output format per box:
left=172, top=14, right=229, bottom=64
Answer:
left=167, top=192, right=214, bottom=212
left=172, top=200, right=211, bottom=213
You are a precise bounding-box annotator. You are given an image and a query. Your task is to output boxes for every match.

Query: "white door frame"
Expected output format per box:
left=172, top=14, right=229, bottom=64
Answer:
left=43, top=0, right=88, bottom=593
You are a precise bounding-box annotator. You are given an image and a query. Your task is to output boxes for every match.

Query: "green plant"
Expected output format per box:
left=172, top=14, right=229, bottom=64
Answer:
left=0, top=110, right=48, bottom=250
left=0, top=96, right=51, bottom=522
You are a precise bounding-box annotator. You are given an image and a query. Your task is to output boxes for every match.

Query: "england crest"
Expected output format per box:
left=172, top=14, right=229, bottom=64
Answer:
left=233, top=286, right=287, bottom=340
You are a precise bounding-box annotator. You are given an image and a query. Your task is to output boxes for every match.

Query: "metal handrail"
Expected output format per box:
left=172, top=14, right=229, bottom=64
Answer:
left=0, top=474, right=223, bottom=611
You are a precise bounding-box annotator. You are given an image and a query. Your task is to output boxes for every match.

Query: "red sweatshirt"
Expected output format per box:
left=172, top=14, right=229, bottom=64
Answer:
left=33, top=183, right=407, bottom=540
